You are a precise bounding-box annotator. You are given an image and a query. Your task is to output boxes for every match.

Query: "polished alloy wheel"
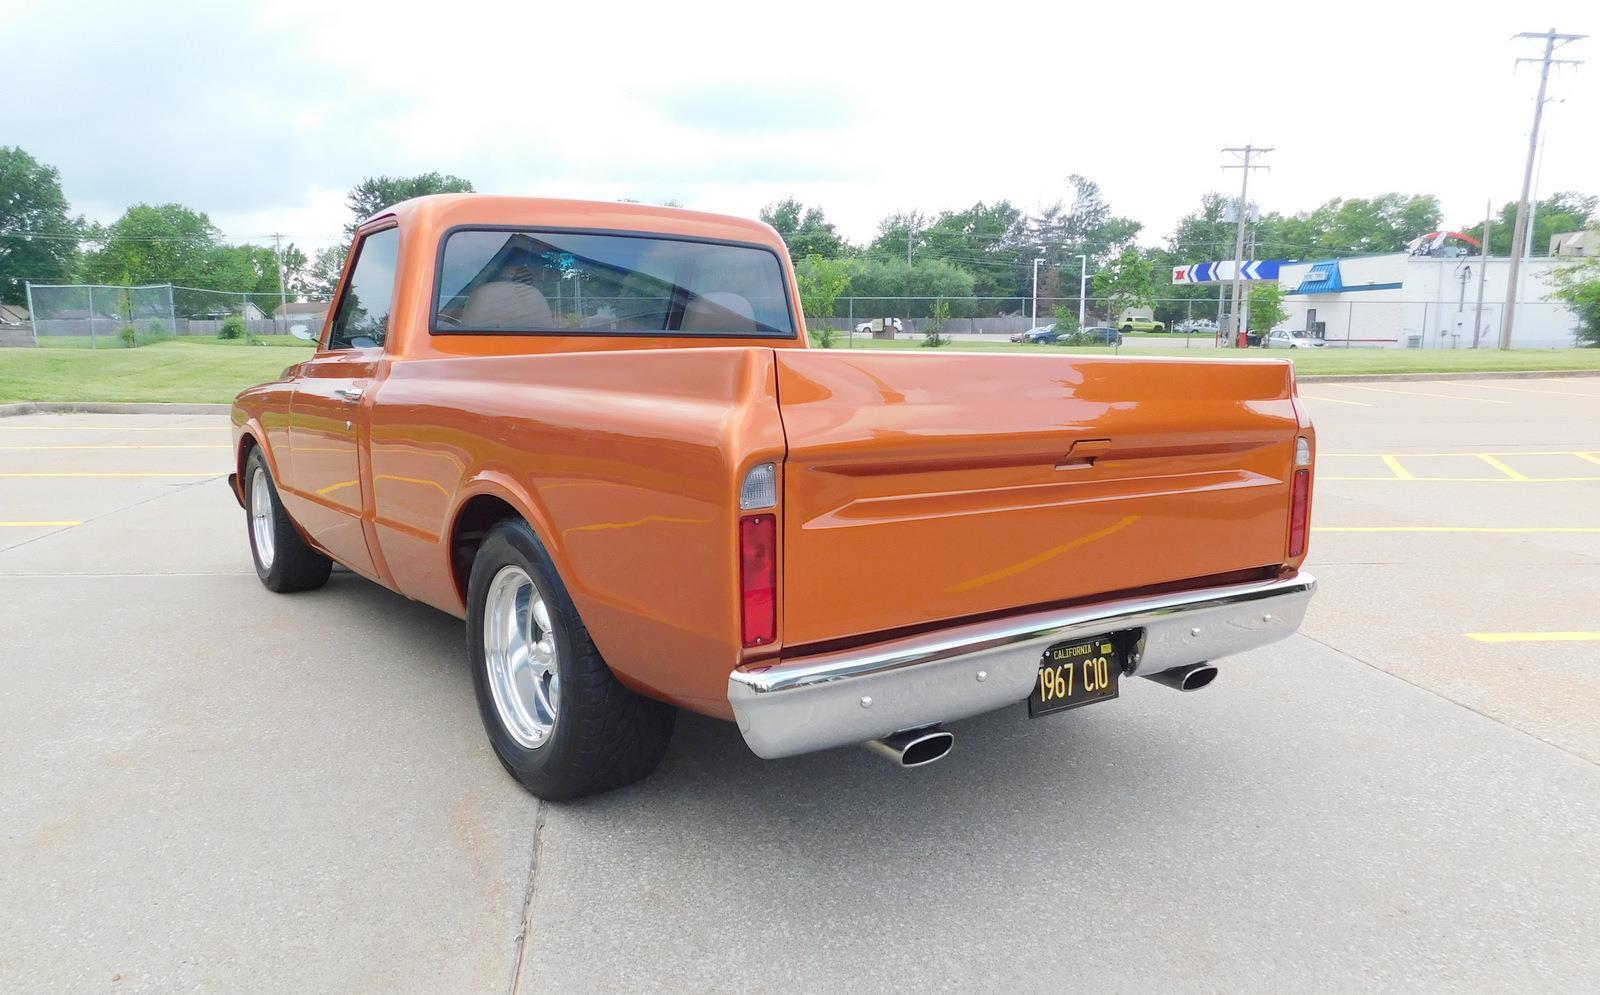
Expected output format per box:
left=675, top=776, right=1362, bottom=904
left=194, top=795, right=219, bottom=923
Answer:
left=483, top=564, right=561, bottom=748
left=250, top=467, right=275, bottom=569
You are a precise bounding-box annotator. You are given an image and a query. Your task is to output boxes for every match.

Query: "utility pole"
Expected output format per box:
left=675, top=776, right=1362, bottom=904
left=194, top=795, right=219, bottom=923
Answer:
left=271, top=233, right=290, bottom=336
left=1500, top=28, right=1585, bottom=350
left=1472, top=202, right=1491, bottom=348
left=1076, top=254, right=1088, bottom=328
left=1221, top=144, right=1272, bottom=347
left=1031, top=257, right=1046, bottom=329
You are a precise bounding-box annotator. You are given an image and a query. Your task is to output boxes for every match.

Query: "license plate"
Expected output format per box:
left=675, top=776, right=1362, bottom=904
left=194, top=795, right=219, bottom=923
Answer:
left=1028, top=637, right=1121, bottom=718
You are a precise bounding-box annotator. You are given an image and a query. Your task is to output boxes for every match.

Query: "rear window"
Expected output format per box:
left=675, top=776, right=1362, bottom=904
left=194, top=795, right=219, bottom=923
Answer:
left=433, top=228, right=794, bottom=337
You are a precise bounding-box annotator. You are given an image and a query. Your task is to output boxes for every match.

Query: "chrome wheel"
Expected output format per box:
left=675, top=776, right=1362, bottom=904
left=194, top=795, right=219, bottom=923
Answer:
left=483, top=565, right=560, bottom=749
left=250, top=467, right=275, bottom=570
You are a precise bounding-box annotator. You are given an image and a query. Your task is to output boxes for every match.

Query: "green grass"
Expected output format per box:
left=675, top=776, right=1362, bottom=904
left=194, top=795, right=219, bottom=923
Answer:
left=2, top=336, right=1594, bottom=405
left=0, top=338, right=310, bottom=404
left=829, top=336, right=1600, bottom=375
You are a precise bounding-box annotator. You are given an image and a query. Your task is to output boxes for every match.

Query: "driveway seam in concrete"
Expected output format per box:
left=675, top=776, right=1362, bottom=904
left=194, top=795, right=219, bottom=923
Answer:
left=507, top=800, right=548, bottom=995
left=1295, top=630, right=1599, bottom=770
left=0, top=473, right=225, bottom=558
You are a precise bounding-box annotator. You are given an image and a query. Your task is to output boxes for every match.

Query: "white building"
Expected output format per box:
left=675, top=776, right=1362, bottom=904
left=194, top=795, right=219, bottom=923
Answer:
left=1277, top=253, right=1579, bottom=349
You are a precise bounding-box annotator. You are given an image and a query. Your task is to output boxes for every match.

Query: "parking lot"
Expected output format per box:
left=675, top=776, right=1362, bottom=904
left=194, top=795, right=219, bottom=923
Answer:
left=3, top=376, right=1598, bottom=992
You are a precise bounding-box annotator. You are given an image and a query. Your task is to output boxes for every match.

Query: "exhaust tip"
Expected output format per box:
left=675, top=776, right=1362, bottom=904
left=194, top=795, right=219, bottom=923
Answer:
left=899, top=730, right=954, bottom=768
left=1144, top=663, right=1220, bottom=692
left=864, top=728, right=955, bottom=768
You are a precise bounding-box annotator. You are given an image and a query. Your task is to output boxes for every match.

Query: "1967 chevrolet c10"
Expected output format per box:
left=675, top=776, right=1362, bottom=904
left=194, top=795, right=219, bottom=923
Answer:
left=230, top=195, right=1316, bottom=799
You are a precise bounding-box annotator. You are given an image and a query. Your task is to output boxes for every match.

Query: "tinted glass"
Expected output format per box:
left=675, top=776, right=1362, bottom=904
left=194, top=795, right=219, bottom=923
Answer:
left=434, top=229, right=794, bottom=337
left=328, top=227, right=399, bottom=350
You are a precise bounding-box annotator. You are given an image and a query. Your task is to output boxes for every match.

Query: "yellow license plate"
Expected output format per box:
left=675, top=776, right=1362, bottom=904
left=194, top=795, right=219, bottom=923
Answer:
left=1028, top=637, right=1121, bottom=717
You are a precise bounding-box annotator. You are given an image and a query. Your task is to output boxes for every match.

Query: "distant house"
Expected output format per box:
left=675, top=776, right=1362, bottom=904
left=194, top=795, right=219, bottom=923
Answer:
left=1550, top=230, right=1599, bottom=258
left=273, top=301, right=330, bottom=323
left=188, top=302, right=266, bottom=321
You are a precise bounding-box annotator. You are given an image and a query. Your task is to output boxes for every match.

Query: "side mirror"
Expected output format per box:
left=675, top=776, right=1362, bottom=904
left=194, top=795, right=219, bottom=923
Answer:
left=289, top=324, right=316, bottom=342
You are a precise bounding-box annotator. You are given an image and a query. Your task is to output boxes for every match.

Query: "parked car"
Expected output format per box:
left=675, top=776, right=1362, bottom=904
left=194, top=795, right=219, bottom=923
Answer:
left=1011, top=324, right=1059, bottom=343
left=1177, top=318, right=1218, bottom=334
left=1119, top=316, right=1167, bottom=333
left=1263, top=329, right=1325, bottom=349
left=1081, top=326, right=1123, bottom=346
left=855, top=317, right=903, bottom=335
left=229, top=195, right=1317, bottom=799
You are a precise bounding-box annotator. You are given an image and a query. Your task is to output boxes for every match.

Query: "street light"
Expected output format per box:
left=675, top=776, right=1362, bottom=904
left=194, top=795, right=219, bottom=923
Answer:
left=1076, top=254, right=1088, bottom=328
left=1031, top=257, right=1046, bottom=329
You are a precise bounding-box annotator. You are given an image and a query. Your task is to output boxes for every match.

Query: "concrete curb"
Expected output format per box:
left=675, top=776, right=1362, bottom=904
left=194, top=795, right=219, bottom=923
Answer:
left=0, top=401, right=231, bottom=417
left=1298, top=369, right=1600, bottom=384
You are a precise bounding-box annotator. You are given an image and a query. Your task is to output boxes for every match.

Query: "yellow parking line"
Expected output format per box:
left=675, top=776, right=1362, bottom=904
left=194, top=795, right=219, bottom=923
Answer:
left=1315, top=526, right=1600, bottom=533
left=1467, top=632, right=1600, bottom=643
left=1446, top=382, right=1600, bottom=399
left=1476, top=454, right=1531, bottom=482
left=0, top=521, right=81, bottom=527
left=1296, top=393, right=1373, bottom=407
left=1380, top=455, right=1414, bottom=480
left=1327, top=384, right=1510, bottom=404
left=0, top=472, right=215, bottom=478
left=0, top=444, right=230, bottom=450
left=1578, top=453, right=1600, bottom=466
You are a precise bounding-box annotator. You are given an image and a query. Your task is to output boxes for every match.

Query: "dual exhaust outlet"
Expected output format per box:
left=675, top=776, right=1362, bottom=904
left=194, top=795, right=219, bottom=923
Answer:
left=861, top=663, right=1218, bottom=769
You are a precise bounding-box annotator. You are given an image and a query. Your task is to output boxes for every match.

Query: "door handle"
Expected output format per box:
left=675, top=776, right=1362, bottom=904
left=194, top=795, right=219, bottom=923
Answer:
left=337, top=386, right=364, bottom=401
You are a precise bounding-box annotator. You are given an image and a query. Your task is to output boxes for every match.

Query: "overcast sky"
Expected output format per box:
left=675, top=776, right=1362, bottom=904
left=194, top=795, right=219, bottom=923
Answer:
left=3, top=0, right=1595, bottom=254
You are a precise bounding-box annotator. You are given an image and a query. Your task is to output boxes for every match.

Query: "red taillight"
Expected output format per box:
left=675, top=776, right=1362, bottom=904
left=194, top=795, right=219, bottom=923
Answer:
left=1287, top=468, right=1311, bottom=557
left=739, top=514, right=776, bottom=647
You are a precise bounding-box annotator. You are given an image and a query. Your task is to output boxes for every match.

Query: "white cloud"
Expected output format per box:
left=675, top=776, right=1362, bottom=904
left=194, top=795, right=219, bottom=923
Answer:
left=2, top=0, right=1594, bottom=253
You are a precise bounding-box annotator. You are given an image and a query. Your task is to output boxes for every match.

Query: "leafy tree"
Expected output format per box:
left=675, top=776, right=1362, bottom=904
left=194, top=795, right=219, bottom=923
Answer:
left=1550, top=252, right=1600, bottom=347
left=867, top=210, right=928, bottom=262
left=760, top=197, right=846, bottom=259
left=0, top=147, right=81, bottom=305
left=846, top=257, right=975, bottom=317
left=794, top=254, right=855, bottom=347
left=1028, top=176, right=1140, bottom=309
left=1091, top=247, right=1156, bottom=324
left=921, top=298, right=950, bottom=348
left=301, top=245, right=349, bottom=299
left=345, top=172, right=474, bottom=236
left=1461, top=193, right=1598, bottom=257
left=1050, top=303, right=1080, bottom=335
left=81, top=203, right=221, bottom=287
left=918, top=201, right=1027, bottom=300
left=1248, top=282, right=1287, bottom=333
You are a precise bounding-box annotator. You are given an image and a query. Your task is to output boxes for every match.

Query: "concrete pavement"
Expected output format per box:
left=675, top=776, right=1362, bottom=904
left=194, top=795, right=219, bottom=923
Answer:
left=2, top=379, right=1598, bottom=992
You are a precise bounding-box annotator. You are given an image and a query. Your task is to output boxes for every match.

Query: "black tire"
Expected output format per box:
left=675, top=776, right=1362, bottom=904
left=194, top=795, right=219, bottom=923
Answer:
left=467, top=518, right=675, bottom=800
left=244, top=448, right=332, bottom=593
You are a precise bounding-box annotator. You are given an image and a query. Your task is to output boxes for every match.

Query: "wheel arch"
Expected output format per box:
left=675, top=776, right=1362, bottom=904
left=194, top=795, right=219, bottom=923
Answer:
left=445, top=475, right=562, bottom=612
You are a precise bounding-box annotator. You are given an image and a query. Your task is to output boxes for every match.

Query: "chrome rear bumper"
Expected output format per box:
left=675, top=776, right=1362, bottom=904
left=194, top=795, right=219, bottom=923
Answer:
left=728, top=572, right=1316, bottom=759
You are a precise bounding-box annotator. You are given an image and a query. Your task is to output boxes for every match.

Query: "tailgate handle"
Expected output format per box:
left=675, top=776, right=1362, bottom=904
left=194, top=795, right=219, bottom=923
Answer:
left=1057, top=438, right=1113, bottom=469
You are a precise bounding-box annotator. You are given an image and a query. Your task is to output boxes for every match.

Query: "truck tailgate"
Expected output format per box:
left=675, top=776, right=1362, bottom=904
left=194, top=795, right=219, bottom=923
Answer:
left=774, top=351, right=1304, bottom=648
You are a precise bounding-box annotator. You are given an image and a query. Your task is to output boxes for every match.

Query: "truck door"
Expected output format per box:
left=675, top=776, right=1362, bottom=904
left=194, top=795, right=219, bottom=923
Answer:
left=285, top=224, right=398, bottom=580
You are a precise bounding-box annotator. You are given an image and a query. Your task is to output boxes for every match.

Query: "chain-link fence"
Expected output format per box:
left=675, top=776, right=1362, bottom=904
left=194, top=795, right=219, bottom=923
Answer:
left=24, top=283, right=330, bottom=348
left=806, top=295, right=1585, bottom=349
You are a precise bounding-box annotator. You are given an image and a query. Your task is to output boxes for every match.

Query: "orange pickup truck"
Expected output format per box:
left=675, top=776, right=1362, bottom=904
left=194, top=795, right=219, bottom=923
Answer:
left=230, top=195, right=1316, bottom=799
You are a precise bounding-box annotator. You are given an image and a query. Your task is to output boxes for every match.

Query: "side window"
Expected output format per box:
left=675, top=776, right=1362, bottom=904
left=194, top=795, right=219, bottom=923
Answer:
left=327, top=227, right=400, bottom=350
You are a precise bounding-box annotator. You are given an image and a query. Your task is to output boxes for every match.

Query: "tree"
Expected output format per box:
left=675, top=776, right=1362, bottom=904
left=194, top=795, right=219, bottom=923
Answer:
left=1550, top=252, right=1600, bottom=347
left=1091, top=247, right=1157, bottom=324
left=793, top=254, right=855, bottom=347
left=918, top=201, right=1027, bottom=300
left=845, top=257, right=976, bottom=317
left=921, top=298, right=950, bottom=348
left=345, top=172, right=474, bottom=236
left=759, top=197, right=845, bottom=259
left=81, top=203, right=221, bottom=287
left=1248, top=282, right=1287, bottom=334
left=302, top=245, right=349, bottom=300
left=1461, top=192, right=1597, bottom=257
left=0, top=147, right=81, bottom=305
left=1028, top=176, right=1141, bottom=311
